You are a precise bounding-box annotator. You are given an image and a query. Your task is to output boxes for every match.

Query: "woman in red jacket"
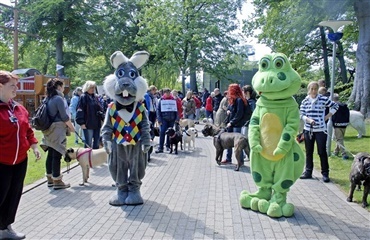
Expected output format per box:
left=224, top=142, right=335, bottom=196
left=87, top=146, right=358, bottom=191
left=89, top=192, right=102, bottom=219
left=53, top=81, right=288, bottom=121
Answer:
left=205, top=92, right=215, bottom=120
left=0, top=70, right=41, bottom=240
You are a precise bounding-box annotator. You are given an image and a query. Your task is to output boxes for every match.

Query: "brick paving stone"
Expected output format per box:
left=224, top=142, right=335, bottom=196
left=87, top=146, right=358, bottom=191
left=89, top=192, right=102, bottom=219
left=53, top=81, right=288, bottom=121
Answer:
left=14, top=123, right=370, bottom=239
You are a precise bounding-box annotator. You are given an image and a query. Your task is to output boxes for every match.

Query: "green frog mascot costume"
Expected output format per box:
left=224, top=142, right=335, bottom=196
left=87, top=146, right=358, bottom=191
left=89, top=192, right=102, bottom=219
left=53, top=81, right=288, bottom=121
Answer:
left=240, top=53, right=304, bottom=217
left=102, top=51, right=151, bottom=206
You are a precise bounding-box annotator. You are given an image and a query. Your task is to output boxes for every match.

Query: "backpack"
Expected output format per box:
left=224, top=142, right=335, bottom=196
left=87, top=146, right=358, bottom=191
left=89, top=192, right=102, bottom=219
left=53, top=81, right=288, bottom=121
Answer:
left=332, top=102, right=350, bottom=128
left=32, top=97, right=57, bottom=131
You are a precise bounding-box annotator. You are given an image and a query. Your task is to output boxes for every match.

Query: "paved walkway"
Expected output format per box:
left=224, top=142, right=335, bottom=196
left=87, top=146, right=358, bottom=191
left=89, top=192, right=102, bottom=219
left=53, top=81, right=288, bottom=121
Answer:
left=18, top=124, right=369, bottom=240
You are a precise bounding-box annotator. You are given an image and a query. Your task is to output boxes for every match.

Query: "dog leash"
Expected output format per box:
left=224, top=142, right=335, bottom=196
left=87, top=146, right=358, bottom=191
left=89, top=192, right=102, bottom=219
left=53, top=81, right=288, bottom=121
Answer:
left=75, top=132, right=93, bottom=149
left=323, top=130, right=356, bottom=158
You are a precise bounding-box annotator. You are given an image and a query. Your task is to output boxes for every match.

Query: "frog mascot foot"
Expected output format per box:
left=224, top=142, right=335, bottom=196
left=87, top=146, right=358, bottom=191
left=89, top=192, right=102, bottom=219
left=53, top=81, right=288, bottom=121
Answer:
left=263, top=192, right=295, bottom=218
left=125, top=190, right=144, bottom=205
left=109, top=188, right=128, bottom=206
left=240, top=188, right=272, bottom=209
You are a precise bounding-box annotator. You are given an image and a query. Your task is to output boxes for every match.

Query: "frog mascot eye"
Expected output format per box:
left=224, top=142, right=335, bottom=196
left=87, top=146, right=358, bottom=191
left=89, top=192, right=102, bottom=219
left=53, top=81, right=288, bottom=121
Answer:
left=260, top=58, right=271, bottom=70
left=273, top=57, right=285, bottom=69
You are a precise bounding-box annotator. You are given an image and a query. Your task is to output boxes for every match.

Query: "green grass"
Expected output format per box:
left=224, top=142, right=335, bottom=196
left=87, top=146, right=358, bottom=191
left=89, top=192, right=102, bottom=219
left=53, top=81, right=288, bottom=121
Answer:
left=301, top=122, right=370, bottom=210
left=25, top=122, right=370, bottom=209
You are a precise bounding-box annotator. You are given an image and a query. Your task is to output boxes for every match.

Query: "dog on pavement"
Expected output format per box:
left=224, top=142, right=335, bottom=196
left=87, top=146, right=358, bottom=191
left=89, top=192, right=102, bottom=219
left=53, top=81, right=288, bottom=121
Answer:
left=165, top=127, right=183, bottom=154
left=183, top=127, right=196, bottom=151
left=347, top=152, right=370, bottom=208
left=202, top=124, right=250, bottom=171
left=349, top=110, right=366, bottom=138
left=64, top=147, right=108, bottom=185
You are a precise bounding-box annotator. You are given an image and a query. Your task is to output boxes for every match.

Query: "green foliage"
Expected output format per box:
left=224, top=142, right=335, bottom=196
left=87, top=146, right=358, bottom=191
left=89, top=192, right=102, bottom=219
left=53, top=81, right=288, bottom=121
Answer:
left=244, top=0, right=356, bottom=73
left=0, top=42, right=13, bottom=70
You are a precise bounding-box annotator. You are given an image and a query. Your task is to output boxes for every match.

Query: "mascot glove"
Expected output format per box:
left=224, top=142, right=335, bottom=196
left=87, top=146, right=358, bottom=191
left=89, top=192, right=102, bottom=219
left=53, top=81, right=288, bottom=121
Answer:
left=142, top=144, right=151, bottom=153
left=104, top=141, right=112, bottom=154
left=273, top=147, right=287, bottom=156
left=251, top=144, right=262, bottom=153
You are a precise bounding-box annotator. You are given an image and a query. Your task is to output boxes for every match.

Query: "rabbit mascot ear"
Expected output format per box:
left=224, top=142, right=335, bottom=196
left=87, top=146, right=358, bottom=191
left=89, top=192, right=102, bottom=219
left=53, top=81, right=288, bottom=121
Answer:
left=110, top=51, right=149, bottom=69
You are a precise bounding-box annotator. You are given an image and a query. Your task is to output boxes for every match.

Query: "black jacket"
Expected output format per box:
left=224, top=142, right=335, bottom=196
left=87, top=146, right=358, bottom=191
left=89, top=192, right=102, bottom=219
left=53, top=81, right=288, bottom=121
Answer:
left=332, top=102, right=350, bottom=128
left=227, top=98, right=252, bottom=128
left=76, top=93, right=104, bottom=129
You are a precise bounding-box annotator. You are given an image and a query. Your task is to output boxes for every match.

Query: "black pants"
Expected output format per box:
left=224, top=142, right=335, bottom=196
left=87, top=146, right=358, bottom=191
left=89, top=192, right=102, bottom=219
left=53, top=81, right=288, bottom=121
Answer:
left=46, top=147, right=62, bottom=178
left=0, top=158, right=27, bottom=230
left=303, top=130, right=329, bottom=175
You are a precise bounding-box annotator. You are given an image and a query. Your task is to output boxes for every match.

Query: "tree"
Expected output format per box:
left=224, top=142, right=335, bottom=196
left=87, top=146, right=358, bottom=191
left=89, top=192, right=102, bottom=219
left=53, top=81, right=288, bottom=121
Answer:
left=18, top=0, right=101, bottom=76
left=0, top=42, right=12, bottom=71
left=137, top=0, right=243, bottom=94
left=244, top=0, right=369, bottom=117
left=350, top=0, right=370, bottom=117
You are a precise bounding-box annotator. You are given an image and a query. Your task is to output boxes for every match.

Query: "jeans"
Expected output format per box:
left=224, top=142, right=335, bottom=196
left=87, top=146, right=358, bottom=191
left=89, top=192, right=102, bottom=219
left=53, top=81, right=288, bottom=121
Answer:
left=0, top=159, right=27, bottom=229
left=226, top=127, right=243, bottom=163
left=83, top=128, right=101, bottom=149
left=304, top=130, right=329, bottom=175
left=158, top=120, right=175, bottom=150
left=73, top=120, right=84, bottom=143
left=195, top=108, right=200, bottom=121
left=206, top=110, right=213, bottom=120
left=45, top=147, right=62, bottom=178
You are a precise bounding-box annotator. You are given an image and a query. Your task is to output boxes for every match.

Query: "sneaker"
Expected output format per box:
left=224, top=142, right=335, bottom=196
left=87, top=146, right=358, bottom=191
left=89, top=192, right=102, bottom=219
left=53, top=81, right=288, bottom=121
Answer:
left=155, top=149, right=163, bottom=153
left=0, top=225, right=26, bottom=239
left=322, top=175, right=330, bottom=183
left=300, top=171, right=312, bottom=179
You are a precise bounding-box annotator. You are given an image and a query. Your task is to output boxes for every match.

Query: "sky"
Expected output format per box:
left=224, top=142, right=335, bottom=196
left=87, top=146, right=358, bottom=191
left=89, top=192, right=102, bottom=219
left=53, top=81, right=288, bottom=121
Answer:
left=1, top=0, right=271, bottom=60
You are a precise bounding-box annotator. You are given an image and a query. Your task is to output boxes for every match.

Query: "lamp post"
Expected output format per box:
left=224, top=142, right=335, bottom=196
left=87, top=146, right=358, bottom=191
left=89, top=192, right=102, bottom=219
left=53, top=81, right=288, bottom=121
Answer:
left=318, top=20, right=352, bottom=156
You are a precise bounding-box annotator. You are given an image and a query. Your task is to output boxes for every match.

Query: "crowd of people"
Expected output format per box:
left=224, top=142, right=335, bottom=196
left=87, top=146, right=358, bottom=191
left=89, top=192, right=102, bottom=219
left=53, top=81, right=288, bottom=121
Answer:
left=0, top=67, right=359, bottom=239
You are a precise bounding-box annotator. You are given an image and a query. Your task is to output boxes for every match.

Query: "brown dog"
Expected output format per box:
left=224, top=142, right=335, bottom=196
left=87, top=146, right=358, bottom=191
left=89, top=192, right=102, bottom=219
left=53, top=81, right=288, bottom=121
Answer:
left=347, top=152, right=370, bottom=208
left=202, top=124, right=250, bottom=171
left=65, top=147, right=108, bottom=185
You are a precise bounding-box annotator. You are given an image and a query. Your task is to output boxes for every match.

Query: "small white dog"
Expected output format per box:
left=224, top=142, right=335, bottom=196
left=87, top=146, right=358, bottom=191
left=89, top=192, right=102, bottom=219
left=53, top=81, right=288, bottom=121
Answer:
left=349, top=110, right=366, bottom=138
left=65, top=147, right=108, bottom=185
left=183, top=127, right=196, bottom=151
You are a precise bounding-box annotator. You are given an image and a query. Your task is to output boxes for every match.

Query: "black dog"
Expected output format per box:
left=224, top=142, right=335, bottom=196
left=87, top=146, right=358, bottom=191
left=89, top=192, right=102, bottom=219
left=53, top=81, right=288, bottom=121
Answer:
left=165, top=127, right=183, bottom=154
left=202, top=124, right=250, bottom=171
left=347, top=152, right=370, bottom=208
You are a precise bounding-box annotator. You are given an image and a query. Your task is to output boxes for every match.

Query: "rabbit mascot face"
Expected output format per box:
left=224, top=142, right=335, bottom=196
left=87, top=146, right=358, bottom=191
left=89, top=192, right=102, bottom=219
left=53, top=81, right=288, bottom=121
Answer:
left=101, top=51, right=151, bottom=206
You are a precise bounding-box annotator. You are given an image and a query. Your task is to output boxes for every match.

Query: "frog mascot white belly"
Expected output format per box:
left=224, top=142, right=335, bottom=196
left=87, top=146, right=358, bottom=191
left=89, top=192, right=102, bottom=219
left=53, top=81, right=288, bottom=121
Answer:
left=101, top=51, right=151, bottom=206
left=240, top=53, right=304, bottom=217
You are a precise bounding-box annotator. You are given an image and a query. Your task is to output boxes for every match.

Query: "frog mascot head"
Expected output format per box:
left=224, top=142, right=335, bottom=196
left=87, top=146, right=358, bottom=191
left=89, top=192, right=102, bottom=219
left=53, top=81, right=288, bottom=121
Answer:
left=101, top=51, right=152, bottom=206
left=240, top=53, right=304, bottom=217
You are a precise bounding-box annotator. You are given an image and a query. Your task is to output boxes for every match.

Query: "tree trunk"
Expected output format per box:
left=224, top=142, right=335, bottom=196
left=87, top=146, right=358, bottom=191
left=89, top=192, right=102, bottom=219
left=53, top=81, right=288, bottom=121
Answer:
left=337, top=42, right=348, bottom=83
left=351, top=0, right=370, bottom=117
left=56, top=10, right=64, bottom=76
left=56, top=36, right=64, bottom=76
left=189, top=68, right=197, bottom=93
left=320, top=27, right=330, bottom=86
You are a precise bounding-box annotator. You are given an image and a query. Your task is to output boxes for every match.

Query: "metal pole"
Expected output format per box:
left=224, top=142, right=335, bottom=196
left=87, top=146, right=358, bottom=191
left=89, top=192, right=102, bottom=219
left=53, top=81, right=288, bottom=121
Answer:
left=13, top=0, right=19, bottom=70
left=326, top=40, right=337, bottom=156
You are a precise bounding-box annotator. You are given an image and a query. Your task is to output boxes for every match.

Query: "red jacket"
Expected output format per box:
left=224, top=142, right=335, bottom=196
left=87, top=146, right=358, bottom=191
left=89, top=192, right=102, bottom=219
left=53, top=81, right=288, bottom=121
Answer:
left=174, top=97, right=183, bottom=119
left=205, top=96, right=213, bottom=112
left=193, top=96, right=202, bottom=109
left=0, top=100, right=38, bottom=165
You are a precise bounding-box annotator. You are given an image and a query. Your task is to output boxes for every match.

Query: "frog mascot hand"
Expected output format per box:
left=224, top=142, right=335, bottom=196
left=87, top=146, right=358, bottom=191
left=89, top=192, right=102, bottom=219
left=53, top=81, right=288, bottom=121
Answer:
left=240, top=53, right=304, bottom=217
left=101, top=50, right=151, bottom=206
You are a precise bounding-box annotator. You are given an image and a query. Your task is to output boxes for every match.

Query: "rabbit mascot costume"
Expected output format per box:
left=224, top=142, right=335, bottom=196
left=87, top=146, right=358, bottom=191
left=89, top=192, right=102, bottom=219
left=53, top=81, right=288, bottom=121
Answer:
left=102, top=51, right=151, bottom=206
